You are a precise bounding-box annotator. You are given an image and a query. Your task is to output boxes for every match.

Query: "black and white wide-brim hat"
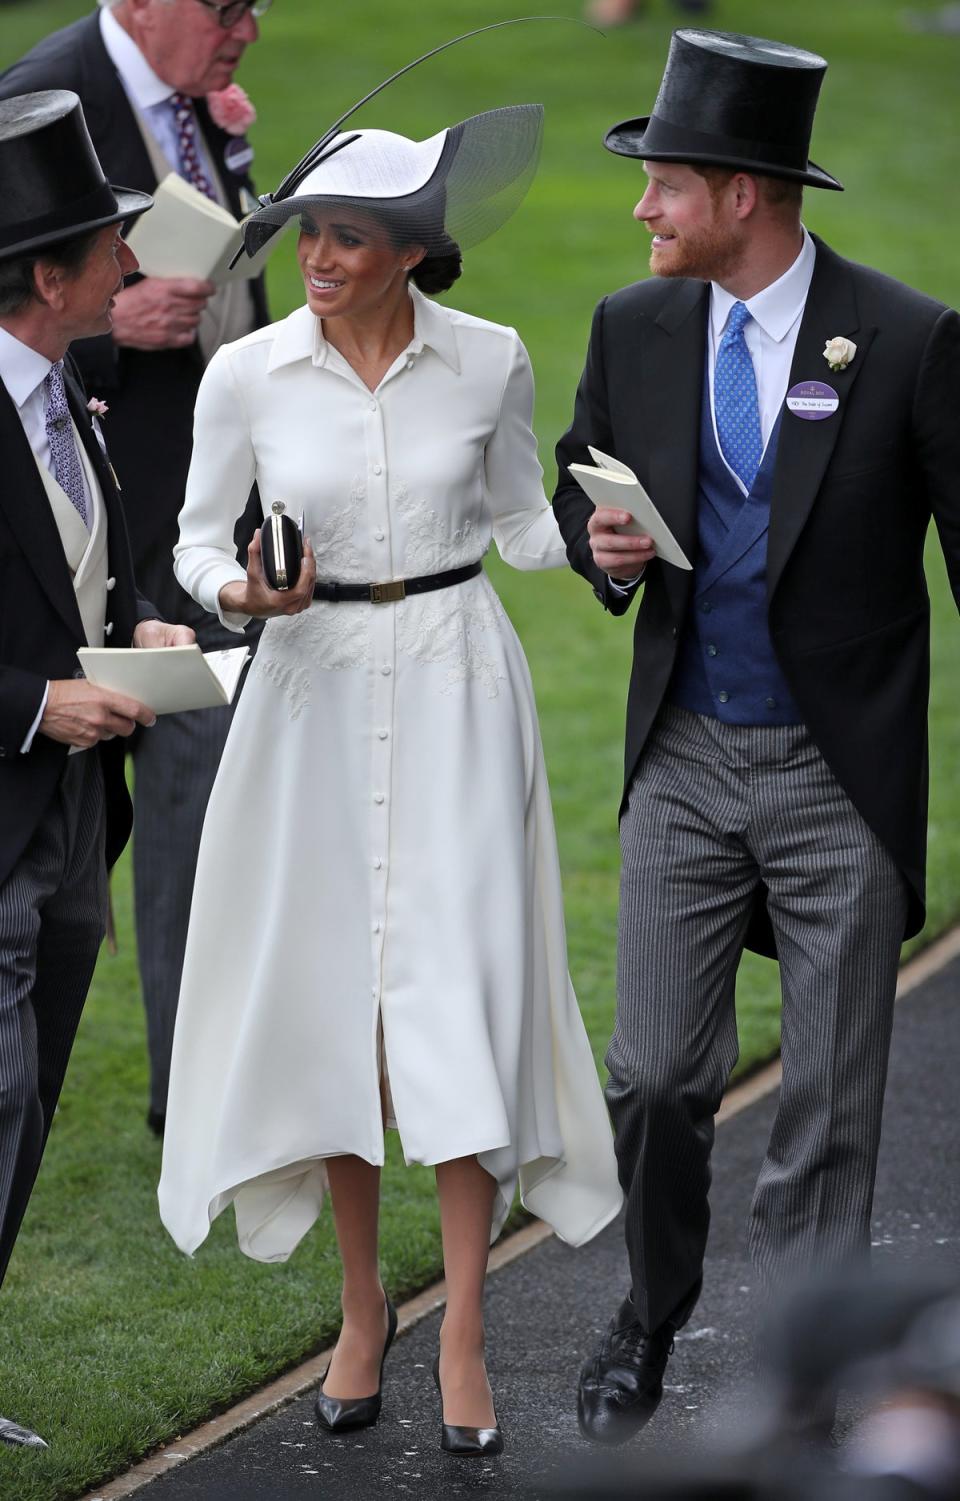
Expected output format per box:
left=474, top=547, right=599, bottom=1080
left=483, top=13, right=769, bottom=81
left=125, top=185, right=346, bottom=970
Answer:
left=605, top=29, right=843, bottom=191
left=0, top=90, right=153, bottom=261
left=241, top=104, right=544, bottom=260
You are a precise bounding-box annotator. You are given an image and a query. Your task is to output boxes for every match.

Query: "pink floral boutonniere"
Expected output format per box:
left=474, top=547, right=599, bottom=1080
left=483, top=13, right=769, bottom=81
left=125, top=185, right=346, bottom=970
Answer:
left=87, top=396, right=109, bottom=418
left=206, top=84, right=257, bottom=136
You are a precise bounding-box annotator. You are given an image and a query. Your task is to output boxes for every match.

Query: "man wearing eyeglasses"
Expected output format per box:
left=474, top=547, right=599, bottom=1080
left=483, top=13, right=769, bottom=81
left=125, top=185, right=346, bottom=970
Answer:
left=0, top=0, right=271, bottom=1141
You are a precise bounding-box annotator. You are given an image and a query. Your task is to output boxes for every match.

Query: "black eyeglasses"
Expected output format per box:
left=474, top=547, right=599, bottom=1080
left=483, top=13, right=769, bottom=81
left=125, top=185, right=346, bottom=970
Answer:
left=193, top=0, right=272, bottom=29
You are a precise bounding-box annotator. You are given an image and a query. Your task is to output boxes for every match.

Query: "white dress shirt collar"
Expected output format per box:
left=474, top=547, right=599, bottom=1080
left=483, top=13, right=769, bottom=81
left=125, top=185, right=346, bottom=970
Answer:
left=267, top=287, right=461, bottom=377
left=710, top=225, right=816, bottom=347
left=100, top=4, right=174, bottom=109
left=0, top=324, right=54, bottom=412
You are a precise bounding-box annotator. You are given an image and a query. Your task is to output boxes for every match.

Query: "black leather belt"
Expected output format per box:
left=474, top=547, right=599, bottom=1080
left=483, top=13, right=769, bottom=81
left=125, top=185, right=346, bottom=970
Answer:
left=313, top=560, right=482, bottom=604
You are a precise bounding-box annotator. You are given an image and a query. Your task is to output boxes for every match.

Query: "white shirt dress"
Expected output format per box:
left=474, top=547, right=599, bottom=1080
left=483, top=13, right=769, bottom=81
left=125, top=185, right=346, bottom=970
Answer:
left=158, top=288, right=622, bottom=1261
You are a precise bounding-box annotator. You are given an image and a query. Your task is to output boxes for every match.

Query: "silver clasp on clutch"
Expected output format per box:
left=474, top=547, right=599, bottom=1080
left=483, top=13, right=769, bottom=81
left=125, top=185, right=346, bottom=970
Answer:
left=269, top=500, right=289, bottom=590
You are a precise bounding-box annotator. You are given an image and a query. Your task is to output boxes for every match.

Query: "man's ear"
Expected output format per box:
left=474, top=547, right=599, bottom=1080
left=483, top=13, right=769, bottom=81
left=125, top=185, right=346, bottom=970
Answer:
left=31, top=259, right=66, bottom=313
left=731, top=173, right=760, bottom=220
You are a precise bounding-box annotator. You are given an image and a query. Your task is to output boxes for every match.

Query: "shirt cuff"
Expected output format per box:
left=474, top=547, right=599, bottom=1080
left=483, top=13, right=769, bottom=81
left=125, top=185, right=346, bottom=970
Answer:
left=608, top=568, right=645, bottom=596
left=20, top=683, right=49, bottom=753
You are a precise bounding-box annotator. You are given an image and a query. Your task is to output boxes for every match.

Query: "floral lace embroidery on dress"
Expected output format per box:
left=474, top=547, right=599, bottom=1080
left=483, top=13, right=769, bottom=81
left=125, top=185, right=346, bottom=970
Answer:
left=392, top=480, right=506, bottom=698
left=252, top=482, right=371, bottom=717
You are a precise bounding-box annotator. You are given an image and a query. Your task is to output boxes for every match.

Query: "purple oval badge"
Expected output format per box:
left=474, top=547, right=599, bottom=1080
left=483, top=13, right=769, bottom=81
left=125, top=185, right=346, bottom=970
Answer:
left=786, top=380, right=839, bottom=421
left=224, top=137, right=255, bottom=176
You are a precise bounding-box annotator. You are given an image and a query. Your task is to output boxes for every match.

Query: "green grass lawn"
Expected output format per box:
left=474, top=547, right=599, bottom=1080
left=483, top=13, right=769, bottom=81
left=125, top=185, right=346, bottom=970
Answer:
left=1, top=1, right=958, bottom=1496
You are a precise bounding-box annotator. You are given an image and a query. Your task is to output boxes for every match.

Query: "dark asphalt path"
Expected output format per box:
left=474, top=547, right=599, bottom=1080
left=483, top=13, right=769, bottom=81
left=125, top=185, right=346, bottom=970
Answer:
left=135, top=956, right=960, bottom=1501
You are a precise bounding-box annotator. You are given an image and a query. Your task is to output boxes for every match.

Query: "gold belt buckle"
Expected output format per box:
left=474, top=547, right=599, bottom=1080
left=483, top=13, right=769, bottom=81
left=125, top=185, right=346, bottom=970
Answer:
left=369, top=579, right=406, bottom=604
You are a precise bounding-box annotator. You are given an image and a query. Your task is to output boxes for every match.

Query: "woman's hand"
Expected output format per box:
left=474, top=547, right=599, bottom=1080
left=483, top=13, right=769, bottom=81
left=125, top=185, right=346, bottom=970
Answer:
left=218, top=529, right=317, bottom=619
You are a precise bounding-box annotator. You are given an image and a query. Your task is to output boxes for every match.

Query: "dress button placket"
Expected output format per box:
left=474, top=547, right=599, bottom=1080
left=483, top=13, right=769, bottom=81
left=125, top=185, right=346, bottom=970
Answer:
left=367, top=393, right=395, bottom=1036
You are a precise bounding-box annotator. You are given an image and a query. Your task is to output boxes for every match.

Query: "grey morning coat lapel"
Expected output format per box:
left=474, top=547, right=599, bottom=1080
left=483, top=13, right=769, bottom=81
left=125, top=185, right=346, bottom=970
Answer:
left=767, top=235, right=875, bottom=597
left=0, top=379, right=85, bottom=640
left=642, top=277, right=707, bottom=624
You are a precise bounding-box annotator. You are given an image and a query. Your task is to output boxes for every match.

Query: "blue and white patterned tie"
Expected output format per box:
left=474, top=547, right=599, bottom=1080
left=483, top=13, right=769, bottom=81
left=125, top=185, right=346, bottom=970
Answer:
left=714, top=301, right=762, bottom=492
left=44, top=362, right=89, bottom=528
left=169, top=92, right=217, bottom=201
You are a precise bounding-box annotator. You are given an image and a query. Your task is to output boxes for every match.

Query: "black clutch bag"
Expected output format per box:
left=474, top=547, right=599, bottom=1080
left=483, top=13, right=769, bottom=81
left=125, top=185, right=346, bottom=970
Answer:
left=261, top=501, right=304, bottom=591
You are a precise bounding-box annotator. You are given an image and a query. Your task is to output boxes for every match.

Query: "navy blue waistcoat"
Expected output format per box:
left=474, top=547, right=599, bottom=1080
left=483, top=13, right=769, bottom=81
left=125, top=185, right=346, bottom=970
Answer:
left=668, top=357, right=802, bottom=725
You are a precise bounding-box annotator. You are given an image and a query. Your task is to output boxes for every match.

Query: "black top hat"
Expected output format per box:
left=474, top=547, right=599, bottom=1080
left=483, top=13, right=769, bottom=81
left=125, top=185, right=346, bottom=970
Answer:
left=605, top=29, right=842, bottom=191
left=0, top=90, right=153, bottom=262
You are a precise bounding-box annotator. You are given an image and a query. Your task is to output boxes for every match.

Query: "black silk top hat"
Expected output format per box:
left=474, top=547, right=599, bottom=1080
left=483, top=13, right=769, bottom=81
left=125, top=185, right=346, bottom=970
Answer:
left=605, top=29, right=843, bottom=191
left=0, top=90, right=153, bottom=261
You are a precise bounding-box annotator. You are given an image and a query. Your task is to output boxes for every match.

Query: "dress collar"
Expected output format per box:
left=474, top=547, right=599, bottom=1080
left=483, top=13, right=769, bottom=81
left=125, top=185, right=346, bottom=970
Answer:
left=0, top=325, right=54, bottom=411
left=710, top=225, right=816, bottom=344
left=267, top=285, right=461, bottom=376
left=100, top=5, right=176, bottom=111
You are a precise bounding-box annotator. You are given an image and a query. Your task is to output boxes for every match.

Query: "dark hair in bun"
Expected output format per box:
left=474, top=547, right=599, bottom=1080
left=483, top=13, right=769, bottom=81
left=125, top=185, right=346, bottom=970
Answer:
left=410, top=247, right=462, bottom=295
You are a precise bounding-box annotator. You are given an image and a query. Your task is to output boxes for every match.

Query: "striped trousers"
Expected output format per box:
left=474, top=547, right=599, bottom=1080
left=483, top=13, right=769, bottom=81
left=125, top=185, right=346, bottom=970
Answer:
left=0, top=751, right=106, bottom=1286
left=131, top=697, right=240, bottom=1117
left=609, top=706, right=908, bottom=1334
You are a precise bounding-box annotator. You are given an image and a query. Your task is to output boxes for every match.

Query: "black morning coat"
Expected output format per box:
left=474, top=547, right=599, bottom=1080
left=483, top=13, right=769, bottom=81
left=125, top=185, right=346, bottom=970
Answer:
left=553, top=236, right=960, bottom=950
left=0, top=12, right=271, bottom=582
left=0, top=362, right=157, bottom=890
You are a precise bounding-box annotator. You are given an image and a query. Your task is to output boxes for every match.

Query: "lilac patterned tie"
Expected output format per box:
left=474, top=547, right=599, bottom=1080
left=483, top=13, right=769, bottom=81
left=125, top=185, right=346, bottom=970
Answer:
left=44, top=362, right=89, bottom=528
left=169, top=92, right=217, bottom=200
left=714, top=301, right=763, bottom=492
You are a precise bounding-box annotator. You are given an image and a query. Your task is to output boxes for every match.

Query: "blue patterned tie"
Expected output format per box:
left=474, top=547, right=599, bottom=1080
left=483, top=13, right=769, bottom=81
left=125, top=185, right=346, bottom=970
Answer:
left=44, top=362, right=89, bottom=528
left=169, top=92, right=217, bottom=201
left=714, top=301, right=762, bottom=491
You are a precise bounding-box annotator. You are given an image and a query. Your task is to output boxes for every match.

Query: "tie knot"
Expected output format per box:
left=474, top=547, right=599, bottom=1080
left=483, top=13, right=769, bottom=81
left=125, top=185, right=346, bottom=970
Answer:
left=725, top=301, right=751, bottom=338
left=44, top=361, right=67, bottom=412
left=169, top=91, right=193, bottom=114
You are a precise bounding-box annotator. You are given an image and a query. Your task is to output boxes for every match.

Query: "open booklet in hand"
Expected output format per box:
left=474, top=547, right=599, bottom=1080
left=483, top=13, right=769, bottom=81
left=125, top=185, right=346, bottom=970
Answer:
left=124, top=173, right=281, bottom=285
left=76, top=645, right=251, bottom=715
left=568, top=446, right=692, bottom=570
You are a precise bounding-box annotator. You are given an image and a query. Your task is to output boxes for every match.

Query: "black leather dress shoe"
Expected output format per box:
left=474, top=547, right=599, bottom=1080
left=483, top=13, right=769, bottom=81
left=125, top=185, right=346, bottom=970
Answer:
left=315, top=1297, right=398, bottom=1433
left=0, top=1415, right=48, bottom=1449
left=577, top=1295, right=674, bottom=1445
left=146, top=1109, right=165, bottom=1138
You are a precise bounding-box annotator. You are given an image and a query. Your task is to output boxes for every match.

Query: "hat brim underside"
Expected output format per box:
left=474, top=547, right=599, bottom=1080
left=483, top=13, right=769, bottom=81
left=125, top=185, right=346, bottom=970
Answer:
left=0, top=184, right=153, bottom=261
left=604, top=117, right=843, bottom=192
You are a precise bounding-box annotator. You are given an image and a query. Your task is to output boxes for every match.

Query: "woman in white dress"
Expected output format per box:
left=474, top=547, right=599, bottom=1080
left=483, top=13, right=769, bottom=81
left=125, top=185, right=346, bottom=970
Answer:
left=159, top=106, right=622, bottom=1455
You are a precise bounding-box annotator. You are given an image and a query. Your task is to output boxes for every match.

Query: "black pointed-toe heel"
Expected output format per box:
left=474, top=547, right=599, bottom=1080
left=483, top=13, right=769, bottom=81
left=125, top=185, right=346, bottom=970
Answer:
left=433, top=1353, right=504, bottom=1457
left=315, top=1297, right=398, bottom=1433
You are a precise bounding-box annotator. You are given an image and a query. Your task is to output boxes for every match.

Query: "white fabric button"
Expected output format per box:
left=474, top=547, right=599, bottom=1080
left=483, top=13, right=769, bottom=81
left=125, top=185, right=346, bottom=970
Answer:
left=378, top=729, right=388, bottom=740
left=406, top=358, right=414, bottom=369
left=369, top=400, right=377, bottom=412
left=380, top=665, right=392, bottom=677
left=374, top=529, right=385, bottom=541
left=373, top=857, right=382, bottom=870
left=373, top=922, right=381, bottom=934
left=106, top=576, right=116, bottom=591
left=104, top=621, right=114, bottom=637
left=374, top=793, right=385, bottom=804
left=373, top=463, right=383, bottom=476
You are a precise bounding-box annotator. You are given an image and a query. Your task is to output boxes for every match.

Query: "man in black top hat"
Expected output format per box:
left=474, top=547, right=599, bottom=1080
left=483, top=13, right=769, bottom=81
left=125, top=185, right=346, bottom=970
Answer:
left=553, top=28, right=960, bottom=1443
left=0, top=89, right=193, bottom=1450
left=0, top=0, right=271, bottom=1140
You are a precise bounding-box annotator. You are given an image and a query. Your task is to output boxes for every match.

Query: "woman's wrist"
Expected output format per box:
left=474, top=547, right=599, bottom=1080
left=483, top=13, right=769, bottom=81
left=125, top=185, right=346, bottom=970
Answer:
left=218, top=581, right=250, bottom=615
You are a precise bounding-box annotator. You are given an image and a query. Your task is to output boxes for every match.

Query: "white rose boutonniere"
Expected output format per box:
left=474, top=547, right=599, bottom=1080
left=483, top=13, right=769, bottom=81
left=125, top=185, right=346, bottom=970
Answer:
left=823, top=336, right=857, bottom=373
left=86, top=396, right=109, bottom=418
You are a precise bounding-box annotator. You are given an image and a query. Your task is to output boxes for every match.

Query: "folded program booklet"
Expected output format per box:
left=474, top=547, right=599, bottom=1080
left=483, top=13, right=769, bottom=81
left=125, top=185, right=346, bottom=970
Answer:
left=125, top=173, right=281, bottom=285
left=568, top=446, right=692, bottom=570
left=76, top=645, right=251, bottom=714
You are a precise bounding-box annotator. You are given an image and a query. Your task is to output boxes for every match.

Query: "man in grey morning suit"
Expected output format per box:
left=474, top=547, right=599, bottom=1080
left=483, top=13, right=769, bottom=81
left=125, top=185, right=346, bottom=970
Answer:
left=553, top=28, right=960, bottom=1444
left=0, top=0, right=270, bottom=1135
left=0, top=92, right=193, bottom=1449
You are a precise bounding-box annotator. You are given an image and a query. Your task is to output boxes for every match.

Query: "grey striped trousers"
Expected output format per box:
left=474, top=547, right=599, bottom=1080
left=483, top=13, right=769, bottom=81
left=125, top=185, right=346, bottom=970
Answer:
left=131, top=698, right=241, bottom=1117
left=0, top=751, right=106, bottom=1286
left=609, top=705, right=908, bottom=1334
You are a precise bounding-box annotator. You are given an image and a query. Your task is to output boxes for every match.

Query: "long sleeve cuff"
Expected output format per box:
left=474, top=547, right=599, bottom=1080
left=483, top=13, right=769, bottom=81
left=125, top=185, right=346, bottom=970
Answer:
left=20, top=683, right=49, bottom=753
